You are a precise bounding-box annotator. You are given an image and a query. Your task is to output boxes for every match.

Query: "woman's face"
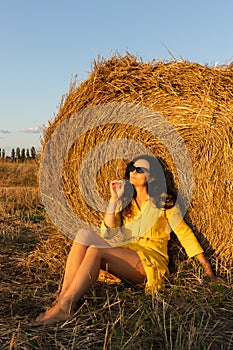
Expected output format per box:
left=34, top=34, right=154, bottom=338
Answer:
left=128, top=159, right=151, bottom=187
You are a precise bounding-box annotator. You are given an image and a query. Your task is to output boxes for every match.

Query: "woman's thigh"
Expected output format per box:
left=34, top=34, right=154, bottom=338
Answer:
left=99, top=247, right=146, bottom=284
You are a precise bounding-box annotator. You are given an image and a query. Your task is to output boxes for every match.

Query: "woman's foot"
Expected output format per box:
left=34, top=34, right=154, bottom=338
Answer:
left=35, top=301, right=73, bottom=325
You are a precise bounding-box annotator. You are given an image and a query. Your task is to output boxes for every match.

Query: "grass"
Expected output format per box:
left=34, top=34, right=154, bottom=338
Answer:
left=0, top=162, right=232, bottom=349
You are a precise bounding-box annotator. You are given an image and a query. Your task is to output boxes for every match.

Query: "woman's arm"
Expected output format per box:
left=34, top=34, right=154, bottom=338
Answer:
left=166, top=206, right=228, bottom=286
left=195, top=253, right=228, bottom=285
left=103, top=198, right=119, bottom=228
left=103, top=180, right=126, bottom=228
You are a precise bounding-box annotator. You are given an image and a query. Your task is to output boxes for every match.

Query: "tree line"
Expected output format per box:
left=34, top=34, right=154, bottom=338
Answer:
left=0, top=147, right=38, bottom=162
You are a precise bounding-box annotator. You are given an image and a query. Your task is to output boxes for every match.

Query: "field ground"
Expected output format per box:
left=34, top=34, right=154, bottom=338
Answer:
left=0, top=162, right=232, bottom=349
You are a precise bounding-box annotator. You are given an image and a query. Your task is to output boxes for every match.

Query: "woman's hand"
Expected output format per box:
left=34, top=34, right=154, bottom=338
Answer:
left=204, top=273, right=228, bottom=286
left=202, top=264, right=229, bottom=286
left=196, top=253, right=229, bottom=286
left=103, top=180, right=127, bottom=229
left=110, top=180, right=127, bottom=201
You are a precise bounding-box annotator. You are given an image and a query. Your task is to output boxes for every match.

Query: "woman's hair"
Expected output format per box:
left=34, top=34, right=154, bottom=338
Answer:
left=121, top=155, right=176, bottom=213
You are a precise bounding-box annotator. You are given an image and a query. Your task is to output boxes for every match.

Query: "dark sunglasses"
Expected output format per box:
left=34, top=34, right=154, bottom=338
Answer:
left=128, top=163, right=150, bottom=174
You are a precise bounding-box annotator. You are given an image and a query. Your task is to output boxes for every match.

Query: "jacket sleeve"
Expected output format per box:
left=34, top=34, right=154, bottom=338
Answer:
left=166, top=205, right=204, bottom=258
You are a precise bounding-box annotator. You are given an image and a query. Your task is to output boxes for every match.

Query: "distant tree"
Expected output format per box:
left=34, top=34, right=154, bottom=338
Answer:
left=0, top=149, right=1, bottom=158
left=31, top=146, right=36, bottom=159
left=21, top=148, right=26, bottom=162
left=2, top=149, right=5, bottom=159
left=11, top=148, right=16, bottom=162
left=26, top=148, right=30, bottom=160
left=16, top=147, right=21, bottom=161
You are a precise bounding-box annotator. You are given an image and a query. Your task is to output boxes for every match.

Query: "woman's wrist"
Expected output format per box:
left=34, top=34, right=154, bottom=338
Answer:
left=109, top=195, right=119, bottom=202
left=106, top=198, right=118, bottom=213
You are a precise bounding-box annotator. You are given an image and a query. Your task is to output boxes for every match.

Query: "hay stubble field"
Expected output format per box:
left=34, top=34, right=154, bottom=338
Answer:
left=0, top=161, right=232, bottom=350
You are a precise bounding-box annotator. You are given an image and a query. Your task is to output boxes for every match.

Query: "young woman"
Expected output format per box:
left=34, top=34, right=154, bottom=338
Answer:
left=35, top=155, right=225, bottom=325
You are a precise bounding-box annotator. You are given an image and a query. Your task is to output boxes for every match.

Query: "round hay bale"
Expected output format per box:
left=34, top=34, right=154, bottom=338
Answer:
left=42, top=53, right=233, bottom=265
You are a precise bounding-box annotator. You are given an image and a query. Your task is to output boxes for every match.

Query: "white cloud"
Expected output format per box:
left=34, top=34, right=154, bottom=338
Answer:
left=19, top=127, right=42, bottom=134
left=0, top=129, right=11, bottom=134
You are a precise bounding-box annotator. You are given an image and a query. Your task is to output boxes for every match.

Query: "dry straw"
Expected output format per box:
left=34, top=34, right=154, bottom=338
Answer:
left=42, top=53, right=233, bottom=265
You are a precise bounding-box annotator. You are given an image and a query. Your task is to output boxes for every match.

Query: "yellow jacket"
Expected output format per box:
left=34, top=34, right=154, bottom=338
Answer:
left=101, top=197, right=203, bottom=292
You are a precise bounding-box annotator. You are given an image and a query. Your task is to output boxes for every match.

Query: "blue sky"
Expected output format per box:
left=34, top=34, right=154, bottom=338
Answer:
left=0, top=0, right=233, bottom=155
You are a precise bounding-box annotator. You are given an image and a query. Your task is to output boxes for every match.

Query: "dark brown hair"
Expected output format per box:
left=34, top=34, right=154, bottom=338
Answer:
left=121, top=155, right=176, bottom=215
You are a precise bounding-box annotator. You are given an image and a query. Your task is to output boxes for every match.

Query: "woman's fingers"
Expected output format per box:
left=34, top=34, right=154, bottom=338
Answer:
left=204, top=273, right=230, bottom=287
left=214, top=276, right=230, bottom=286
left=110, top=180, right=127, bottom=198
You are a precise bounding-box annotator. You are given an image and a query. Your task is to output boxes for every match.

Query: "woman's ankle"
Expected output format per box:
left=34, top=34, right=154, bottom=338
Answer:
left=57, top=295, right=75, bottom=314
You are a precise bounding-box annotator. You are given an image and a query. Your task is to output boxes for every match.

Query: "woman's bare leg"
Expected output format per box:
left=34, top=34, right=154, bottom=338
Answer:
left=58, top=228, right=109, bottom=298
left=35, top=246, right=145, bottom=325
left=58, top=242, right=88, bottom=298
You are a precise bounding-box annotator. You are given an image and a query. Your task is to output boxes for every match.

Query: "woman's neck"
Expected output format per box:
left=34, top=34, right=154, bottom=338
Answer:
left=134, top=186, right=148, bottom=203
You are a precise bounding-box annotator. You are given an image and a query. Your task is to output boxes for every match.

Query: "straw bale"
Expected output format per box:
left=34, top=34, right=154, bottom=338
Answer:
left=42, top=53, right=233, bottom=264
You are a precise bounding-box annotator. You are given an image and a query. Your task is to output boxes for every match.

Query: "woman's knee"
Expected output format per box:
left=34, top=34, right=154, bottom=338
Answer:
left=74, top=228, right=95, bottom=245
left=74, top=228, right=111, bottom=248
left=85, top=246, right=101, bottom=257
